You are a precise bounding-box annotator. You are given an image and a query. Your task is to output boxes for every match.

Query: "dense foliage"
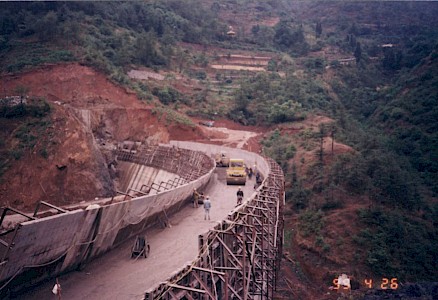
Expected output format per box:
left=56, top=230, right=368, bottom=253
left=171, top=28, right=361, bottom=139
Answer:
left=355, top=207, right=437, bottom=280
left=0, top=1, right=226, bottom=74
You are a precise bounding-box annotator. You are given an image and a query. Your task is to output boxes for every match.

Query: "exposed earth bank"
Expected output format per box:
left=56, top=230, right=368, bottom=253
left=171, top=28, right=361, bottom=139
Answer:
left=0, top=63, right=264, bottom=211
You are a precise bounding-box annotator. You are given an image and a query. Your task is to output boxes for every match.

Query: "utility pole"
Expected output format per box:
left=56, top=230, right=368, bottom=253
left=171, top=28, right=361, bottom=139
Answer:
left=331, top=127, right=336, bottom=155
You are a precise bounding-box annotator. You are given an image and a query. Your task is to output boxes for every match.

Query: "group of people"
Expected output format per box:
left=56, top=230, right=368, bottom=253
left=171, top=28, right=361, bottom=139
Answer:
left=246, top=166, right=253, bottom=179
left=193, top=169, right=263, bottom=220
left=192, top=186, right=244, bottom=221
left=245, top=166, right=262, bottom=189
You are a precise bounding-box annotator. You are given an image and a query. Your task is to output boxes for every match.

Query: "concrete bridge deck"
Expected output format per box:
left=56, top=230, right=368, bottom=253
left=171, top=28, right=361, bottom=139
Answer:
left=1, top=142, right=284, bottom=299
left=14, top=169, right=257, bottom=299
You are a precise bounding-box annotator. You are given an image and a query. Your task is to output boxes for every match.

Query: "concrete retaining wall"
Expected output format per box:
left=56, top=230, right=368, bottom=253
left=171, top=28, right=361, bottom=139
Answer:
left=0, top=146, right=215, bottom=296
left=117, top=161, right=179, bottom=194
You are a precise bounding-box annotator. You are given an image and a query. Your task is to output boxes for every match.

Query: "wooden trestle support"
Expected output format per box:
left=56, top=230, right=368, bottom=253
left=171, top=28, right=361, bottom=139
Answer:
left=145, top=157, right=285, bottom=300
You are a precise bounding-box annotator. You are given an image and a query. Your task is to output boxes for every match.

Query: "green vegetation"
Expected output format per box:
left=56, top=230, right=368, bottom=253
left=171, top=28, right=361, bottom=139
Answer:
left=152, top=86, right=188, bottom=105
left=251, top=1, right=438, bottom=283
left=0, top=1, right=226, bottom=73
left=1, top=97, right=50, bottom=119
left=261, top=129, right=296, bottom=170
left=230, top=72, right=328, bottom=125
left=298, top=209, right=324, bottom=238
left=355, top=208, right=437, bottom=280
left=6, top=45, right=74, bottom=73
left=13, top=118, right=52, bottom=158
left=0, top=97, right=53, bottom=179
left=152, top=105, right=195, bottom=127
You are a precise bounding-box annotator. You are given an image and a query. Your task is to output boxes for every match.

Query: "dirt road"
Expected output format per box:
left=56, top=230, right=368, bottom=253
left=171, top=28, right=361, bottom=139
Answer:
left=199, top=125, right=259, bottom=150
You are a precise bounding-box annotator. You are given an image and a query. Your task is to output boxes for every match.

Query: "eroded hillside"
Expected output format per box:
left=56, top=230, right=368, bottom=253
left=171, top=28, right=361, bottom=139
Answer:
left=0, top=63, right=206, bottom=210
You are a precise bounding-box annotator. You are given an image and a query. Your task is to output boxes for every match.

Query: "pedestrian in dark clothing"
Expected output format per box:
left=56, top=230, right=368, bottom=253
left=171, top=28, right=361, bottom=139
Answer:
left=237, top=187, right=244, bottom=205
left=203, top=196, right=211, bottom=220
left=254, top=172, right=262, bottom=189
left=255, top=172, right=261, bottom=183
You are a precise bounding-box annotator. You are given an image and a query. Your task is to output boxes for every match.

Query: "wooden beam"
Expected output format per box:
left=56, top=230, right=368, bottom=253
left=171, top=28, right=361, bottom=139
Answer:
left=192, top=266, right=225, bottom=276
left=167, top=283, right=206, bottom=294
left=217, top=236, right=243, bottom=269
left=192, top=271, right=216, bottom=299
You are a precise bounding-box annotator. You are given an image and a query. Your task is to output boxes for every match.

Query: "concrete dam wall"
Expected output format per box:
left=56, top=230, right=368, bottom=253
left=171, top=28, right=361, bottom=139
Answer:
left=0, top=145, right=215, bottom=296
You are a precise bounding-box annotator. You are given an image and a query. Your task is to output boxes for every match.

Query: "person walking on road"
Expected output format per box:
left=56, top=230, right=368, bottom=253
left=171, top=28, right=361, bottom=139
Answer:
left=203, top=196, right=211, bottom=220
left=236, top=187, right=244, bottom=206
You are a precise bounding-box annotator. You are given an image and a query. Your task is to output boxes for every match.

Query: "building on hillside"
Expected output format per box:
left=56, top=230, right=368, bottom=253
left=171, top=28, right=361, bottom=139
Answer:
left=0, top=96, right=27, bottom=106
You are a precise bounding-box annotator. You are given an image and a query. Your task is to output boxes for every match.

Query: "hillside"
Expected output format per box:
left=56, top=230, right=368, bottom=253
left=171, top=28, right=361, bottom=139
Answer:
left=0, top=63, right=209, bottom=210
left=0, top=1, right=437, bottom=299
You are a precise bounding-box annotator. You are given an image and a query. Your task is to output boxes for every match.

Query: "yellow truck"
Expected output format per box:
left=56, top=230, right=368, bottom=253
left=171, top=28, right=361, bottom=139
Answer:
left=226, top=159, right=247, bottom=185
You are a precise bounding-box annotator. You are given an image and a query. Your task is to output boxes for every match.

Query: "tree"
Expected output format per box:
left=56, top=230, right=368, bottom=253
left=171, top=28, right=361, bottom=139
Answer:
left=349, top=23, right=358, bottom=36
left=267, top=100, right=302, bottom=124
left=318, top=124, right=326, bottom=164
left=274, top=21, right=308, bottom=55
left=136, top=33, right=155, bottom=66
left=34, top=10, right=59, bottom=41
left=135, top=31, right=166, bottom=67
left=175, top=48, right=191, bottom=73
left=274, top=20, right=295, bottom=49
left=382, top=47, right=403, bottom=70
left=354, top=41, right=362, bottom=63
left=315, top=21, right=322, bottom=38
left=254, top=25, right=274, bottom=47
left=348, top=34, right=357, bottom=49
left=0, top=35, right=8, bottom=51
left=62, top=20, right=80, bottom=47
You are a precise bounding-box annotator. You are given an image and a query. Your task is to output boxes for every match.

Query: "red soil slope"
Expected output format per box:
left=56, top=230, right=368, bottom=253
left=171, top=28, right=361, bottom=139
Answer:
left=0, top=63, right=205, bottom=211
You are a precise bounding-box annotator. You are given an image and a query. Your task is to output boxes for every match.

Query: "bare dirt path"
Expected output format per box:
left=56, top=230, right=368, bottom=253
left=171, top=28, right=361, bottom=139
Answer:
left=15, top=169, right=257, bottom=300
left=206, top=127, right=258, bottom=149
left=197, top=121, right=262, bottom=152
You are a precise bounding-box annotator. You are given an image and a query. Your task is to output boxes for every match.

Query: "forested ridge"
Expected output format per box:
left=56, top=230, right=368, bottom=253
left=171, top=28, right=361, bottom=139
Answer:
left=1, top=0, right=437, bottom=296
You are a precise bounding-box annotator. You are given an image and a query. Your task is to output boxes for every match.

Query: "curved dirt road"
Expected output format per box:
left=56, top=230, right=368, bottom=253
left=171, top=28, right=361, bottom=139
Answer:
left=199, top=125, right=259, bottom=150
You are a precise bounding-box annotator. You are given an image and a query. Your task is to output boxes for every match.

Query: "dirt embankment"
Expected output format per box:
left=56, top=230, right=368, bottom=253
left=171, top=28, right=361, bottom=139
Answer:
left=0, top=63, right=262, bottom=211
left=0, top=63, right=206, bottom=211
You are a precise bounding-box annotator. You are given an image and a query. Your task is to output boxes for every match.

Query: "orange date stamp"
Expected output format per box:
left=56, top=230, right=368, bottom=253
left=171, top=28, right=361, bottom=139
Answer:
left=332, top=277, right=399, bottom=290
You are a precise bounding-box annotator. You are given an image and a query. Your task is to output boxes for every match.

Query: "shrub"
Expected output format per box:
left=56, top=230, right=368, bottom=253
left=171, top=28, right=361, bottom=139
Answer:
left=321, top=200, right=344, bottom=211
left=195, top=71, right=207, bottom=80
left=287, top=181, right=312, bottom=209
left=10, top=149, right=23, bottom=160
left=152, top=86, right=187, bottom=105
left=0, top=98, right=51, bottom=119
left=298, top=209, right=324, bottom=237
